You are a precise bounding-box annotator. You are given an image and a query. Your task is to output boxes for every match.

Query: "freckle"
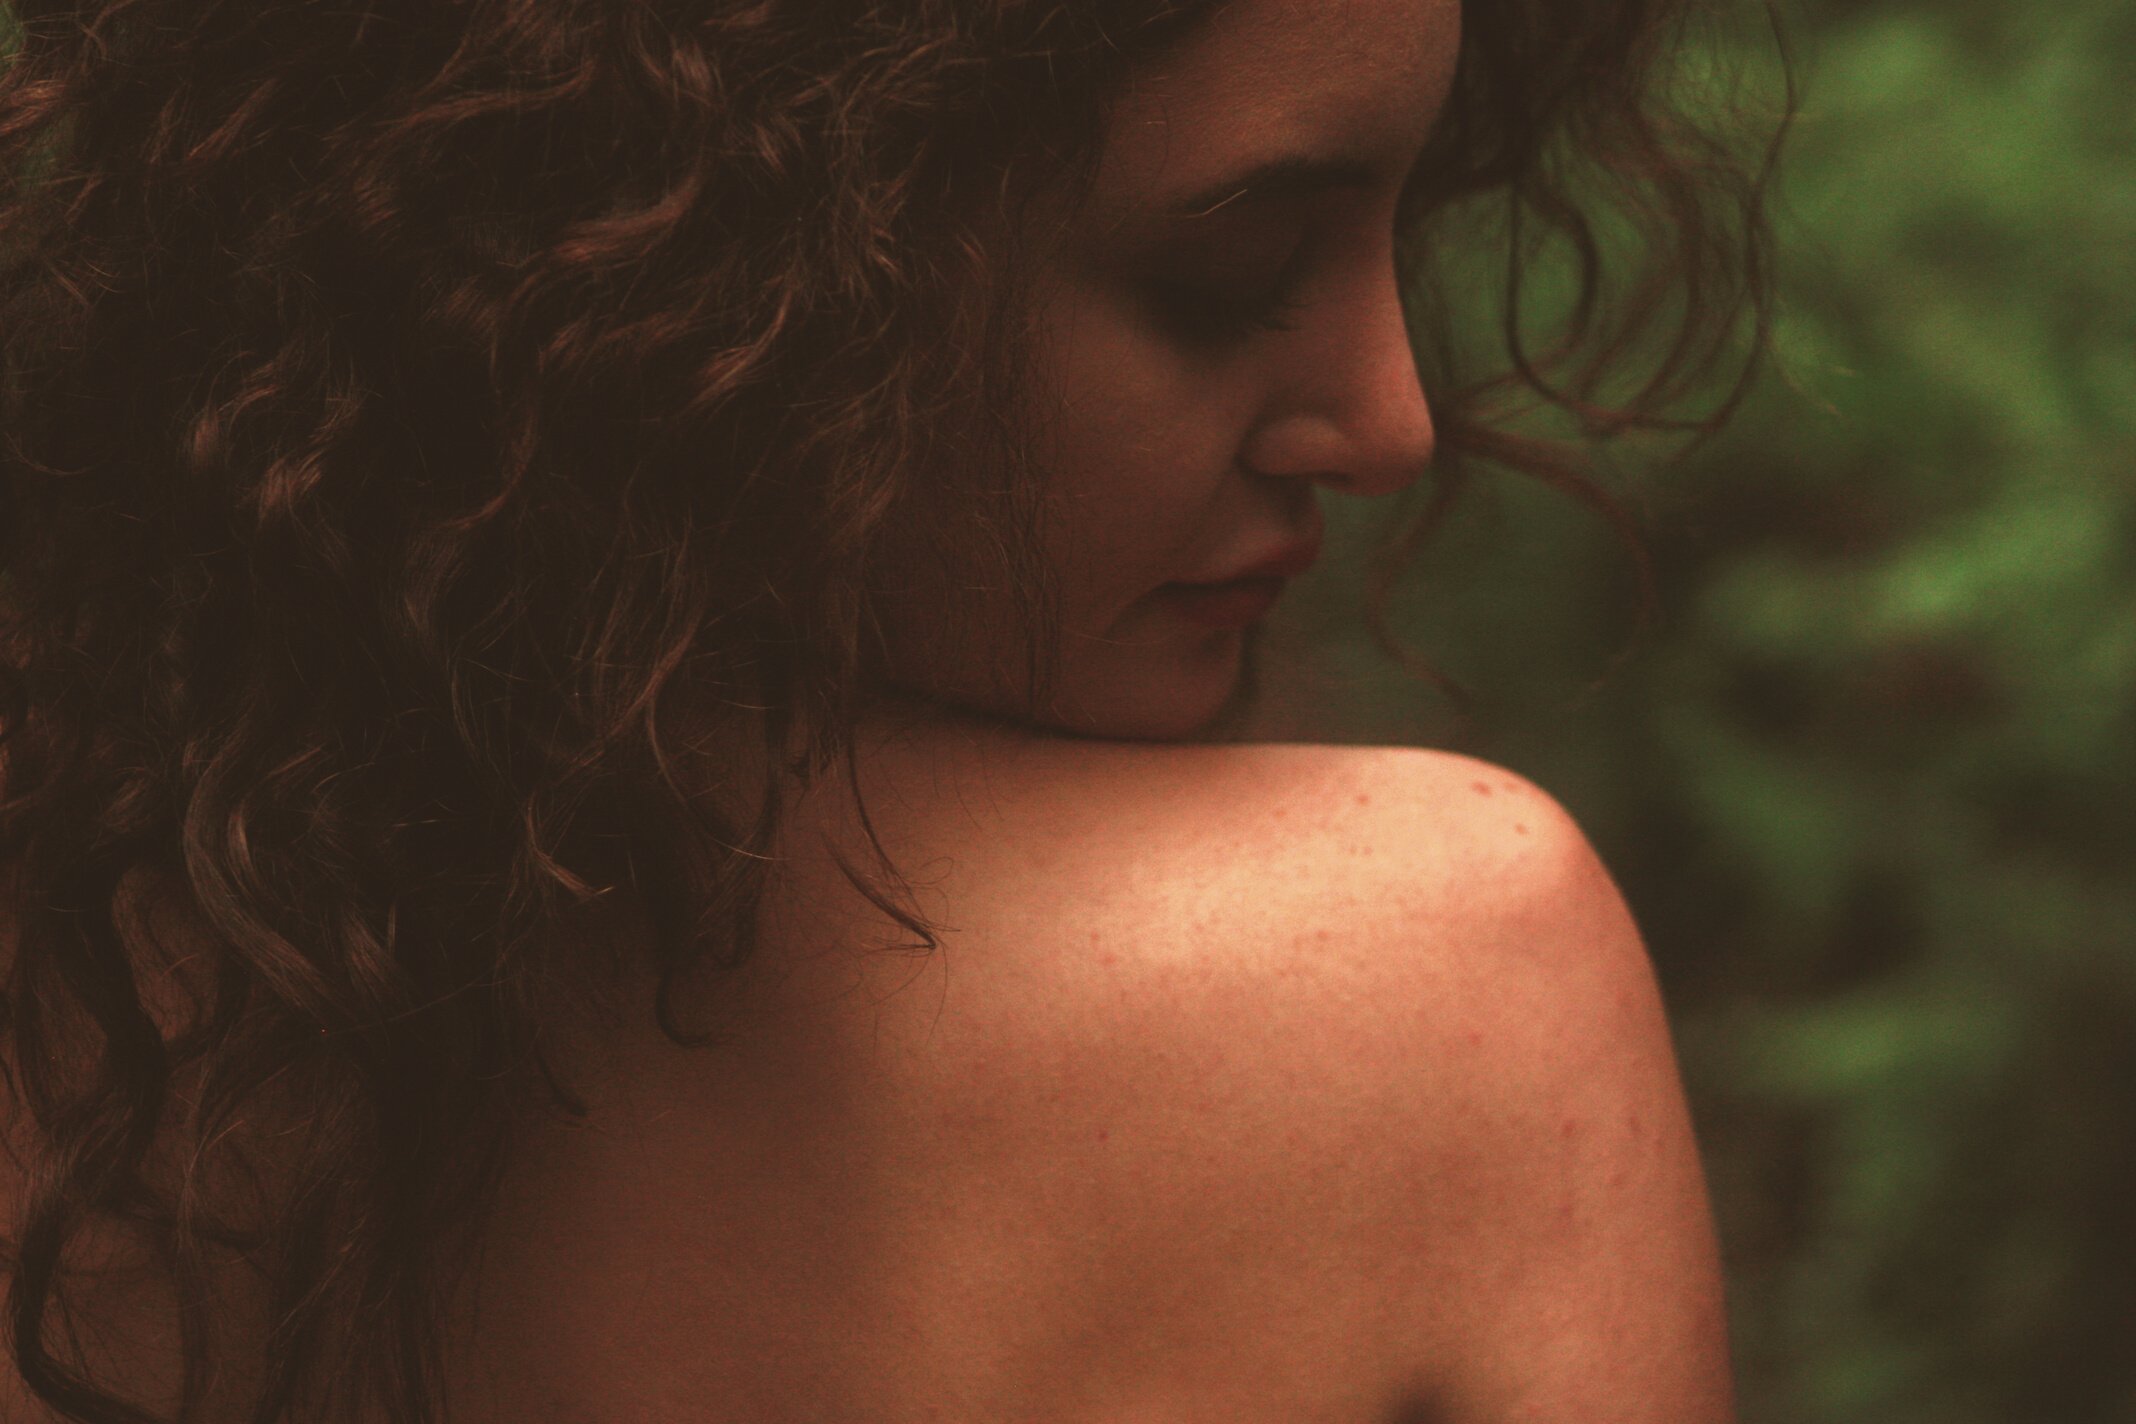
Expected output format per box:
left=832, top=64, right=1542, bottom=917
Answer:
left=1558, top=1201, right=1576, bottom=1224
left=1514, top=823, right=1529, bottom=836
left=1470, top=781, right=1492, bottom=797
left=1609, top=1168, right=1627, bottom=1189
left=1097, top=1129, right=1109, bottom=1143
left=1559, top=1118, right=1578, bottom=1138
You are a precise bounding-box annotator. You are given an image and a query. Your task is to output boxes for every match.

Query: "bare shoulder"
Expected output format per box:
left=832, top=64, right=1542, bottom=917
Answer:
left=1256, top=746, right=1734, bottom=1420
left=903, top=734, right=1638, bottom=1004
left=851, top=733, right=1656, bottom=1081
left=497, top=730, right=1733, bottom=1420
left=880, top=736, right=1734, bottom=1422
left=982, top=738, right=1680, bottom=1133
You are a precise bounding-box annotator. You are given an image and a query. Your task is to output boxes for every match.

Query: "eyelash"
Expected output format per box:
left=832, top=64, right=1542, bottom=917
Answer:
left=1153, top=249, right=1310, bottom=343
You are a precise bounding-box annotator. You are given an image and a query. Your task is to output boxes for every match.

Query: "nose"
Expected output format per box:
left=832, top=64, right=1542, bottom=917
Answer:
left=1236, top=268, right=1437, bottom=499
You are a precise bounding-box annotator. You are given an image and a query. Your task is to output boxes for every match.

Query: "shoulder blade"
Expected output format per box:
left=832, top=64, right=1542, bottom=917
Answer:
left=1307, top=747, right=1736, bottom=1423
left=936, top=741, right=1734, bottom=1422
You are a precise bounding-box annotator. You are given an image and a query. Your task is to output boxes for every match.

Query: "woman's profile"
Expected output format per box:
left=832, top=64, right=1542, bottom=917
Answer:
left=0, top=0, right=1778, bottom=1420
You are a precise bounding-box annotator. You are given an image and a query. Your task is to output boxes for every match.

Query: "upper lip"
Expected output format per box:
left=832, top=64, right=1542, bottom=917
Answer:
left=1181, top=524, right=1325, bottom=586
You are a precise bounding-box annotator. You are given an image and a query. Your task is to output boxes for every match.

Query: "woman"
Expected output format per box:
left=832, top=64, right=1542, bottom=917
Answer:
left=0, top=0, right=1778, bottom=1420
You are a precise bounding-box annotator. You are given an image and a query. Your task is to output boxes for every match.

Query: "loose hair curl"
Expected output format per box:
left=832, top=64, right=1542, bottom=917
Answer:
left=0, top=0, right=1785, bottom=1419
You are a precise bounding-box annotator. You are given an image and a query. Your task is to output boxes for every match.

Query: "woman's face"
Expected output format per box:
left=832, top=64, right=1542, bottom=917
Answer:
left=871, top=0, right=1462, bottom=741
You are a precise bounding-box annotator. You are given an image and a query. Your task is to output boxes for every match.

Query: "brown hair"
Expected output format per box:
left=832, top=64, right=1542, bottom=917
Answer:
left=0, top=1, right=1785, bottom=1419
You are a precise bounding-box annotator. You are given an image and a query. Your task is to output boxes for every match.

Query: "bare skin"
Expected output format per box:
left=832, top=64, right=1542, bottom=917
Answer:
left=440, top=703, right=1735, bottom=1424
left=0, top=711, right=1733, bottom=1424
left=0, top=723, right=1732, bottom=1423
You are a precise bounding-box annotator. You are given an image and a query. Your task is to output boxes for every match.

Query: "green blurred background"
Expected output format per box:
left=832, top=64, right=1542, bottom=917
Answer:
left=1261, top=1, right=2136, bottom=1419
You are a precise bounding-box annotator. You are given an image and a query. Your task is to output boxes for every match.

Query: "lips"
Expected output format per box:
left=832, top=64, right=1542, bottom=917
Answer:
left=1157, top=518, right=1324, bottom=629
left=1182, top=526, right=1325, bottom=587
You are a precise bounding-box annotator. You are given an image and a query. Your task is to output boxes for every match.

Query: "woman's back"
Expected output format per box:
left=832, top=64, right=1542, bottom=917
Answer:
left=0, top=714, right=1727, bottom=1424
left=440, top=718, right=1730, bottom=1423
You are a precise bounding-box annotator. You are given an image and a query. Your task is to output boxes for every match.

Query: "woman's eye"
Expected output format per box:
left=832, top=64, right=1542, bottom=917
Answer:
left=1144, top=237, right=1312, bottom=344
left=1151, top=274, right=1307, bottom=343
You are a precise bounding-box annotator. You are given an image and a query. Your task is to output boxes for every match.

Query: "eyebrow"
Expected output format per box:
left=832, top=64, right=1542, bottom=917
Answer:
left=1168, top=153, right=1382, bottom=219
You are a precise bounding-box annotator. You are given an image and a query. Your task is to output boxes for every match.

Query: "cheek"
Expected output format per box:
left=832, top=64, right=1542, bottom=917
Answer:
left=1034, top=297, right=1255, bottom=598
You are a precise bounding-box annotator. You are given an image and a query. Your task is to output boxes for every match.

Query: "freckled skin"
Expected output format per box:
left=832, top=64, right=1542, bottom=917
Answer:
left=450, top=741, right=1732, bottom=1424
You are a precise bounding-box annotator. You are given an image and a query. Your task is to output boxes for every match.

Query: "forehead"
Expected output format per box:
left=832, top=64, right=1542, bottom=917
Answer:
left=1087, top=0, right=1463, bottom=214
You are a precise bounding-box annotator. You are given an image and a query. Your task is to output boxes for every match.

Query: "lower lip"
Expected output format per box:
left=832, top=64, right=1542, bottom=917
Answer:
left=1162, top=576, right=1287, bottom=629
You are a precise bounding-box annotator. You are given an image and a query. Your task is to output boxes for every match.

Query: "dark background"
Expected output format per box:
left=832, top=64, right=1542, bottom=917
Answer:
left=1258, top=2, right=2136, bottom=1419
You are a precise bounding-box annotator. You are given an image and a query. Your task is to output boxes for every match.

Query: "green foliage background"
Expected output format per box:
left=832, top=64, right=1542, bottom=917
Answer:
left=1266, top=1, right=2136, bottom=1419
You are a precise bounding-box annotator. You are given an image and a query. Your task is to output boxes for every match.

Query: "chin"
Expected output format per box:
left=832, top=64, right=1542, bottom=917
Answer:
left=1032, top=629, right=1264, bottom=743
left=876, top=625, right=1264, bottom=745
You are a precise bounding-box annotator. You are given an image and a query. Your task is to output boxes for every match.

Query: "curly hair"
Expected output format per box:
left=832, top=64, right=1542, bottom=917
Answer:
left=0, top=0, right=1786, bottom=1419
